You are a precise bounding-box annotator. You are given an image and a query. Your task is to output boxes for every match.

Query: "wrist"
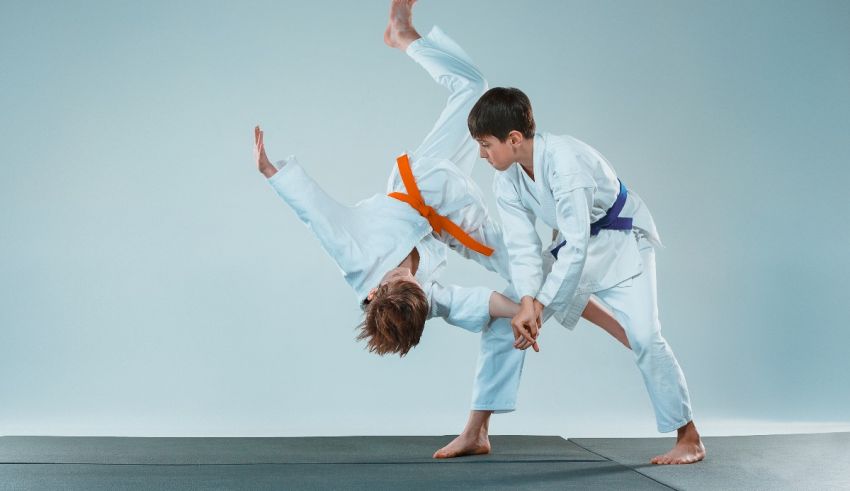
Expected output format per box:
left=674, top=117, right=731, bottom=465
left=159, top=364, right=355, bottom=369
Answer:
left=260, top=164, right=277, bottom=178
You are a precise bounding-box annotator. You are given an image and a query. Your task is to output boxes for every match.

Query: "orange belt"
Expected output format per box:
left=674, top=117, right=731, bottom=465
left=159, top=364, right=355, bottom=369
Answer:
left=389, top=154, right=494, bottom=257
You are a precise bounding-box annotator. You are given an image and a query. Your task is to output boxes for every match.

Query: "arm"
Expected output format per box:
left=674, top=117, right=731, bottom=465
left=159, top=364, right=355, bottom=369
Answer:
left=430, top=284, right=537, bottom=349
left=494, top=175, right=544, bottom=301
left=494, top=175, right=544, bottom=350
left=429, top=282, right=492, bottom=333
left=534, top=178, right=594, bottom=316
left=488, top=291, right=520, bottom=319
left=254, top=126, right=277, bottom=178
left=254, top=126, right=361, bottom=276
left=490, top=291, right=539, bottom=350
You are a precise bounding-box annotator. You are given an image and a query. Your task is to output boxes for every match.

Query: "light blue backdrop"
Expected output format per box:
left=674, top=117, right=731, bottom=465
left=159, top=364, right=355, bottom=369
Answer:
left=2, top=0, right=848, bottom=437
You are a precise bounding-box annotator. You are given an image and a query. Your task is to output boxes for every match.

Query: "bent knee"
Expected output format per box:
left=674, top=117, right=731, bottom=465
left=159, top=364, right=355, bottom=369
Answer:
left=629, top=330, right=668, bottom=356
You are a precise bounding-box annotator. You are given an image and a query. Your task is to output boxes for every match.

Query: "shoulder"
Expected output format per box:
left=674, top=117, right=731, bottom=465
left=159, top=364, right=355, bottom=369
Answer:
left=541, top=133, right=583, bottom=170
left=541, top=134, right=597, bottom=192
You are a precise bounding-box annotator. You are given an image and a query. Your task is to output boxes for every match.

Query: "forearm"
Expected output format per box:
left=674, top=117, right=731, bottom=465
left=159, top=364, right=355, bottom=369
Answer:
left=260, top=161, right=277, bottom=178
left=495, top=185, right=544, bottom=298
left=537, top=187, right=592, bottom=309
left=488, top=291, right=521, bottom=319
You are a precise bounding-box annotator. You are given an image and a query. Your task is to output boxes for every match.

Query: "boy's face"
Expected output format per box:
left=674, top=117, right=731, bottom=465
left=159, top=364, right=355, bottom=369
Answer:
left=475, top=135, right=516, bottom=172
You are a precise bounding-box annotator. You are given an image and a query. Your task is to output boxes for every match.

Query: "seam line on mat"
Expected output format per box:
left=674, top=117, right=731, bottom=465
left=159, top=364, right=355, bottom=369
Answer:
left=0, top=459, right=604, bottom=466
left=569, top=440, right=679, bottom=491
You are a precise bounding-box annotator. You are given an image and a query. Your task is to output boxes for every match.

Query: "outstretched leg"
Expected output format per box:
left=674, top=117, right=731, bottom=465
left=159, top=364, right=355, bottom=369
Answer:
left=595, top=240, right=705, bottom=465
left=583, top=297, right=631, bottom=349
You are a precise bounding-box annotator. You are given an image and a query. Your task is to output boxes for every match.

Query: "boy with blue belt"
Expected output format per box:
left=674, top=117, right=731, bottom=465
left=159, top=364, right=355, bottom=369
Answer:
left=463, top=85, right=706, bottom=464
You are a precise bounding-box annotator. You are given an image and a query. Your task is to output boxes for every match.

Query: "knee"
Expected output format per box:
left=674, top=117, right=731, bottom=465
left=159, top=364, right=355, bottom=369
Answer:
left=629, top=329, right=667, bottom=358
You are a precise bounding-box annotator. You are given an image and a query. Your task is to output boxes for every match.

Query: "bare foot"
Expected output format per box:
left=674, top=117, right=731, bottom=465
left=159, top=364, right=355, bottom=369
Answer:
left=383, top=0, right=420, bottom=50
left=433, top=433, right=491, bottom=459
left=651, top=421, right=706, bottom=465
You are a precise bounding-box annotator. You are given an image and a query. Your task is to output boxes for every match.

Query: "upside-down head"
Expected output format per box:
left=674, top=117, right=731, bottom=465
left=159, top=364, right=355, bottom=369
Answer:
left=358, top=271, right=429, bottom=357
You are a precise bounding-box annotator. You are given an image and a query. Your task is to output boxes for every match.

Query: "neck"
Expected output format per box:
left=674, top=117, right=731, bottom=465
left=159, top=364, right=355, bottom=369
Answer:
left=516, top=137, right=535, bottom=180
left=399, top=248, right=420, bottom=275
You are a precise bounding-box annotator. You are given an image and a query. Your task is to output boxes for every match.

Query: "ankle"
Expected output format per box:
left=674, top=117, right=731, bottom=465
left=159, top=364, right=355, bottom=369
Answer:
left=676, top=423, right=701, bottom=443
left=396, top=29, right=420, bottom=50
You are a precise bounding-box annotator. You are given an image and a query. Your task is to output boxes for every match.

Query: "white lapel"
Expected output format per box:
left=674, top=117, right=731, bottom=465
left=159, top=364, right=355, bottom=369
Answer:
left=533, top=133, right=558, bottom=228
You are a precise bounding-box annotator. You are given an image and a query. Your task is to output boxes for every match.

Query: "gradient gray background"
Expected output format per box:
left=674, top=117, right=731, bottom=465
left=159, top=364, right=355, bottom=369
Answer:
left=2, top=0, right=848, bottom=437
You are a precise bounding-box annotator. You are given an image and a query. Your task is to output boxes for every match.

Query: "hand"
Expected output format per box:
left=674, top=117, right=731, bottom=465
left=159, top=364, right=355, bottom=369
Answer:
left=254, top=125, right=276, bottom=178
left=511, top=297, right=541, bottom=352
left=533, top=299, right=545, bottom=320
left=512, top=322, right=538, bottom=352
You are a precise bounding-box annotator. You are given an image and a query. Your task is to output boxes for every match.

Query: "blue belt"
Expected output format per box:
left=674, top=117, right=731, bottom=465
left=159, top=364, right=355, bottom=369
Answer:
left=551, top=179, right=633, bottom=259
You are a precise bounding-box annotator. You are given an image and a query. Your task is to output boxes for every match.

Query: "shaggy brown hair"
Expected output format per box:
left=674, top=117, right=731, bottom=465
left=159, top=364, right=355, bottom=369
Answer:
left=358, top=281, right=429, bottom=357
left=468, top=87, right=536, bottom=141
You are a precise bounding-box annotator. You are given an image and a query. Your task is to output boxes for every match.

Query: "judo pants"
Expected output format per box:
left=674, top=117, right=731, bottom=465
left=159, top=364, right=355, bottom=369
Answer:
left=471, top=234, right=694, bottom=433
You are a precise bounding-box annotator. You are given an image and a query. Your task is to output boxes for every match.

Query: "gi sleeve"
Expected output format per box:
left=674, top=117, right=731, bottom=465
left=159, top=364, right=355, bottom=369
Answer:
left=266, top=157, right=355, bottom=264
left=493, top=174, right=544, bottom=300
left=535, top=170, right=595, bottom=313
left=429, top=281, right=492, bottom=333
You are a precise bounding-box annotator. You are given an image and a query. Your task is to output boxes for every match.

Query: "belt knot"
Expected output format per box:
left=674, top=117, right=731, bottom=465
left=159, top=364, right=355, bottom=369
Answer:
left=388, top=153, right=493, bottom=257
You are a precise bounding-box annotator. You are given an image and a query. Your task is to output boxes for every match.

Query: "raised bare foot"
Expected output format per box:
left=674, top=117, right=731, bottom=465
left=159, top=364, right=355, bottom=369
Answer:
left=433, top=433, right=491, bottom=459
left=383, top=0, right=420, bottom=50
left=651, top=421, right=706, bottom=465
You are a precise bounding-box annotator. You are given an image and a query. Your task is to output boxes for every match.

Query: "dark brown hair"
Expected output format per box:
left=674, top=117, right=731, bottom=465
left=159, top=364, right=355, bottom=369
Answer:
left=357, top=281, right=428, bottom=357
left=468, top=87, right=536, bottom=141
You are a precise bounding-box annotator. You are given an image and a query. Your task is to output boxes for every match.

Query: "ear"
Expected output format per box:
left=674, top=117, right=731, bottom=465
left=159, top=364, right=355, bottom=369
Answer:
left=367, top=288, right=377, bottom=302
left=507, top=130, right=525, bottom=146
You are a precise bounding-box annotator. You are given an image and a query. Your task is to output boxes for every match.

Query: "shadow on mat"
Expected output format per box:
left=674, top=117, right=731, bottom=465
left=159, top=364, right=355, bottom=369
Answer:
left=468, top=463, right=638, bottom=487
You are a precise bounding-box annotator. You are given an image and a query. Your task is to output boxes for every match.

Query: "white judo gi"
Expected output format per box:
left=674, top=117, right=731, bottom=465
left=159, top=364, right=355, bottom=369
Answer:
left=267, top=27, right=558, bottom=412
left=494, top=132, right=694, bottom=432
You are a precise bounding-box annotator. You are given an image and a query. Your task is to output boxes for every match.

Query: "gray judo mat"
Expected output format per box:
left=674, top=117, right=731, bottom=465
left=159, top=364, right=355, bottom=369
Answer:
left=573, top=432, right=850, bottom=491
left=1, top=433, right=847, bottom=490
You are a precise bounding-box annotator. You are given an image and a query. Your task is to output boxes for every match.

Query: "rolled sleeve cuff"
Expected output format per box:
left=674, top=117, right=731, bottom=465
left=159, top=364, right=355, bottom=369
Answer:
left=535, top=289, right=554, bottom=308
left=266, top=155, right=299, bottom=188
left=452, top=286, right=493, bottom=332
left=514, top=282, right=540, bottom=302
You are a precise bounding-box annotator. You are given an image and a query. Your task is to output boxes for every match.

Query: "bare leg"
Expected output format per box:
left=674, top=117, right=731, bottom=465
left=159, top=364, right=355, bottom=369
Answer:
left=384, top=0, right=421, bottom=51
left=433, top=410, right=492, bottom=459
left=651, top=420, right=706, bottom=464
left=581, top=297, right=631, bottom=349
left=552, top=227, right=629, bottom=349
